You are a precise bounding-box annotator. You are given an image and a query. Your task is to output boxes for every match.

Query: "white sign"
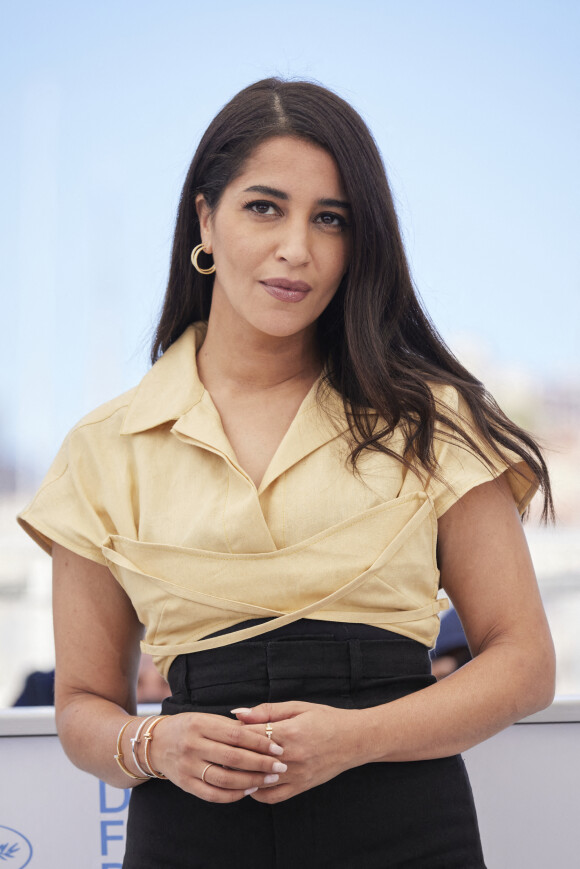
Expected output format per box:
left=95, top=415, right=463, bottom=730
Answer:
left=1, top=702, right=579, bottom=868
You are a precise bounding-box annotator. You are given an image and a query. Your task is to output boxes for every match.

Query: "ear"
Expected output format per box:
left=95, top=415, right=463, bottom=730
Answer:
left=195, top=194, right=213, bottom=253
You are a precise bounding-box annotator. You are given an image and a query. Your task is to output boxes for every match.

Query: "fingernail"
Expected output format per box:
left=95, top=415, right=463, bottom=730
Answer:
left=269, top=743, right=284, bottom=756
left=244, top=787, right=259, bottom=796
left=263, top=774, right=279, bottom=784
left=231, top=708, right=252, bottom=714
left=272, top=761, right=287, bottom=773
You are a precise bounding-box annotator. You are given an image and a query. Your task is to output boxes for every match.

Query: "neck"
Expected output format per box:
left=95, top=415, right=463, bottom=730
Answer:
left=197, top=312, right=322, bottom=394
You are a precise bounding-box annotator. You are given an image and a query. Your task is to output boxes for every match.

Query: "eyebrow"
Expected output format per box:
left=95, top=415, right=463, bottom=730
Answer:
left=243, top=185, right=351, bottom=210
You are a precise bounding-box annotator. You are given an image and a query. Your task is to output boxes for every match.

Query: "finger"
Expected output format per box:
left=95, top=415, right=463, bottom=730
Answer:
left=200, top=760, right=287, bottom=793
left=169, top=762, right=252, bottom=802
left=192, top=780, right=256, bottom=804
left=250, top=783, right=296, bottom=804
left=221, top=719, right=285, bottom=757
left=231, top=701, right=305, bottom=724
left=200, top=717, right=285, bottom=758
left=205, top=740, right=288, bottom=776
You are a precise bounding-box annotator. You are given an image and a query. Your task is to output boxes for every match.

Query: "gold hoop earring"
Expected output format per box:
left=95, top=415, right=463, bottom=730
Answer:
left=191, top=243, right=216, bottom=275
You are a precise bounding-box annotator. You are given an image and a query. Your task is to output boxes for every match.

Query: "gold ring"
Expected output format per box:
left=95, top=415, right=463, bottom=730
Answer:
left=265, top=723, right=273, bottom=740
left=201, top=762, right=215, bottom=784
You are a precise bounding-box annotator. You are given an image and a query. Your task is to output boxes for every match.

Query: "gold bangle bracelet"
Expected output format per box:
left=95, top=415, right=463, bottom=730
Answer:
left=114, top=717, right=149, bottom=781
left=130, top=715, right=158, bottom=778
left=143, top=715, right=169, bottom=779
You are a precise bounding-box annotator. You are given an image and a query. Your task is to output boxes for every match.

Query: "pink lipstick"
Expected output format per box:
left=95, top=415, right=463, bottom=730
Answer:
left=261, top=278, right=311, bottom=303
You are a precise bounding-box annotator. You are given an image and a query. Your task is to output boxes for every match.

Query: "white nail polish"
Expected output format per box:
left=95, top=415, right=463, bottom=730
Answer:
left=272, top=762, right=287, bottom=773
left=269, top=743, right=284, bottom=756
left=231, top=708, right=252, bottom=714
left=244, top=787, right=259, bottom=796
left=263, top=774, right=279, bottom=785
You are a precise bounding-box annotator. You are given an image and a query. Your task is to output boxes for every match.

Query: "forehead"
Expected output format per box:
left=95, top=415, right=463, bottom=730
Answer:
left=231, top=136, right=345, bottom=196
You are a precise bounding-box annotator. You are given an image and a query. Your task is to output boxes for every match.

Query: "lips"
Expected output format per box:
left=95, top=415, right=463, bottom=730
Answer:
left=260, top=278, right=312, bottom=303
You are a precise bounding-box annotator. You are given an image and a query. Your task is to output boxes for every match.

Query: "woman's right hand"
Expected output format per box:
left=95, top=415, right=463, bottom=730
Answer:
left=144, top=712, right=287, bottom=802
left=51, top=545, right=287, bottom=796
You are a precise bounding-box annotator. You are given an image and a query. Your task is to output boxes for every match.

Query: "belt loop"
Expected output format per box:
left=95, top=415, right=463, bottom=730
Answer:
left=348, top=639, right=363, bottom=692
left=265, top=641, right=274, bottom=702
left=171, top=654, right=189, bottom=703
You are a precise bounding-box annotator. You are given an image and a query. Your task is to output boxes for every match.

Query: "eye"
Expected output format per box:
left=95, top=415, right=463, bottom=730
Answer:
left=243, top=200, right=280, bottom=216
left=316, top=212, right=350, bottom=229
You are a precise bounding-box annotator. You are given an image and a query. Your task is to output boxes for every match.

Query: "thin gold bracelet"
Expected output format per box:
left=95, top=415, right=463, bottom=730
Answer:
left=130, top=715, right=158, bottom=778
left=143, top=715, right=169, bottom=779
left=114, top=717, right=149, bottom=781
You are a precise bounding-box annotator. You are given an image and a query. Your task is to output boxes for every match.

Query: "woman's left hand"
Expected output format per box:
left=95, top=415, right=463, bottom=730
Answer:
left=231, top=702, right=369, bottom=803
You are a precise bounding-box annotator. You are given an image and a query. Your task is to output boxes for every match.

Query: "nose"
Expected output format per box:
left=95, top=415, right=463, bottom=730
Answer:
left=275, top=217, right=312, bottom=267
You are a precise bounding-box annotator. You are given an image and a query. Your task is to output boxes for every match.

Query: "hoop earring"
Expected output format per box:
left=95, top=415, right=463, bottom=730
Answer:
left=191, top=243, right=216, bottom=275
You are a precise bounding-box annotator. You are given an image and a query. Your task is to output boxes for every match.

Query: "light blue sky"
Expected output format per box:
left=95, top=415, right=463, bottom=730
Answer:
left=1, top=0, right=578, bottom=479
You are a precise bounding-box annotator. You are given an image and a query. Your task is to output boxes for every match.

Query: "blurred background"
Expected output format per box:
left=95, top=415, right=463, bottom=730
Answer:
left=1, top=0, right=578, bottom=705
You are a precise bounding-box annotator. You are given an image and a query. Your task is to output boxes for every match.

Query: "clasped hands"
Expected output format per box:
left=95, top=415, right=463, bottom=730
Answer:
left=233, top=702, right=369, bottom=803
left=148, top=702, right=368, bottom=804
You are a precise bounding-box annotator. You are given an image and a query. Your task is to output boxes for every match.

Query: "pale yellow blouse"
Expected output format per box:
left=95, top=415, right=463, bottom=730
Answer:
left=18, top=324, right=537, bottom=679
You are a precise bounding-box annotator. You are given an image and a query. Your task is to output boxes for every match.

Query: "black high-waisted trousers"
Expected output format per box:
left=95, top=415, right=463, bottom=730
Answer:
left=123, top=621, right=486, bottom=868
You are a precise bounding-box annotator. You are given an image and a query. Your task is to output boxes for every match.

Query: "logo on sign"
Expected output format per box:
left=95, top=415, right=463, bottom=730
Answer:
left=0, top=826, right=33, bottom=867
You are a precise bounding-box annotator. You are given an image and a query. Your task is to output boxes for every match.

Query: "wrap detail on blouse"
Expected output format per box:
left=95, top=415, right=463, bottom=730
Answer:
left=102, top=492, right=448, bottom=677
left=18, top=323, right=538, bottom=679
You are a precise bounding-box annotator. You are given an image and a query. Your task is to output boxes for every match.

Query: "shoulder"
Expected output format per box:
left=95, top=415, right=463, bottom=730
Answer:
left=429, top=382, right=469, bottom=428
left=69, top=387, right=138, bottom=434
left=56, top=388, right=140, bottom=466
left=71, top=386, right=139, bottom=432
left=428, top=382, right=459, bottom=408
left=427, top=382, right=490, bottom=454
left=423, top=383, right=538, bottom=517
left=18, top=386, right=144, bottom=561
left=63, top=321, right=204, bottom=441
left=31, top=388, right=141, bottom=495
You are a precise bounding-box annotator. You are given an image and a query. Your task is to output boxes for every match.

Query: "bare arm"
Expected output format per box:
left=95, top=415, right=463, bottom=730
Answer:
left=234, top=475, right=556, bottom=801
left=52, top=543, right=145, bottom=787
left=52, top=544, right=286, bottom=798
left=360, top=472, right=556, bottom=760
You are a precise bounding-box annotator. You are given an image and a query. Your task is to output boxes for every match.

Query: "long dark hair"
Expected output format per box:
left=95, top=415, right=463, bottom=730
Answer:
left=152, top=78, right=553, bottom=521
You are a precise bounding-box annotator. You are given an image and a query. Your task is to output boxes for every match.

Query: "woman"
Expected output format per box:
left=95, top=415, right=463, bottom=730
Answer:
left=18, top=78, right=555, bottom=868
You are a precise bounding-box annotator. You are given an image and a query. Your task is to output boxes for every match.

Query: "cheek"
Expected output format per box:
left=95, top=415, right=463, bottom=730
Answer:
left=326, top=244, right=350, bottom=289
left=211, top=229, right=244, bottom=275
left=216, top=225, right=263, bottom=268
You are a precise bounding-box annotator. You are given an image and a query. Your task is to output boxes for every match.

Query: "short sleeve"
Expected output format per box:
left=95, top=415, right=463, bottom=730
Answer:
left=426, top=385, right=539, bottom=518
left=17, top=401, right=135, bottom=565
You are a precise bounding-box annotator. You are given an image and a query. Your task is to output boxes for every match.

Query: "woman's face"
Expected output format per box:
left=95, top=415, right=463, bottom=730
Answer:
left=196, top=136, right=351, bottom=342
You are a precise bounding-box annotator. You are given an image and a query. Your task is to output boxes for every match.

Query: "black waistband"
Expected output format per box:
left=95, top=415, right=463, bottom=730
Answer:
left=167, top=619, right=432, bottom=695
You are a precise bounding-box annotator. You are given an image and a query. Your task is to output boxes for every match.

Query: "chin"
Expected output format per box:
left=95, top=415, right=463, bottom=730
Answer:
left=245, top=309, right=318, bottom=341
